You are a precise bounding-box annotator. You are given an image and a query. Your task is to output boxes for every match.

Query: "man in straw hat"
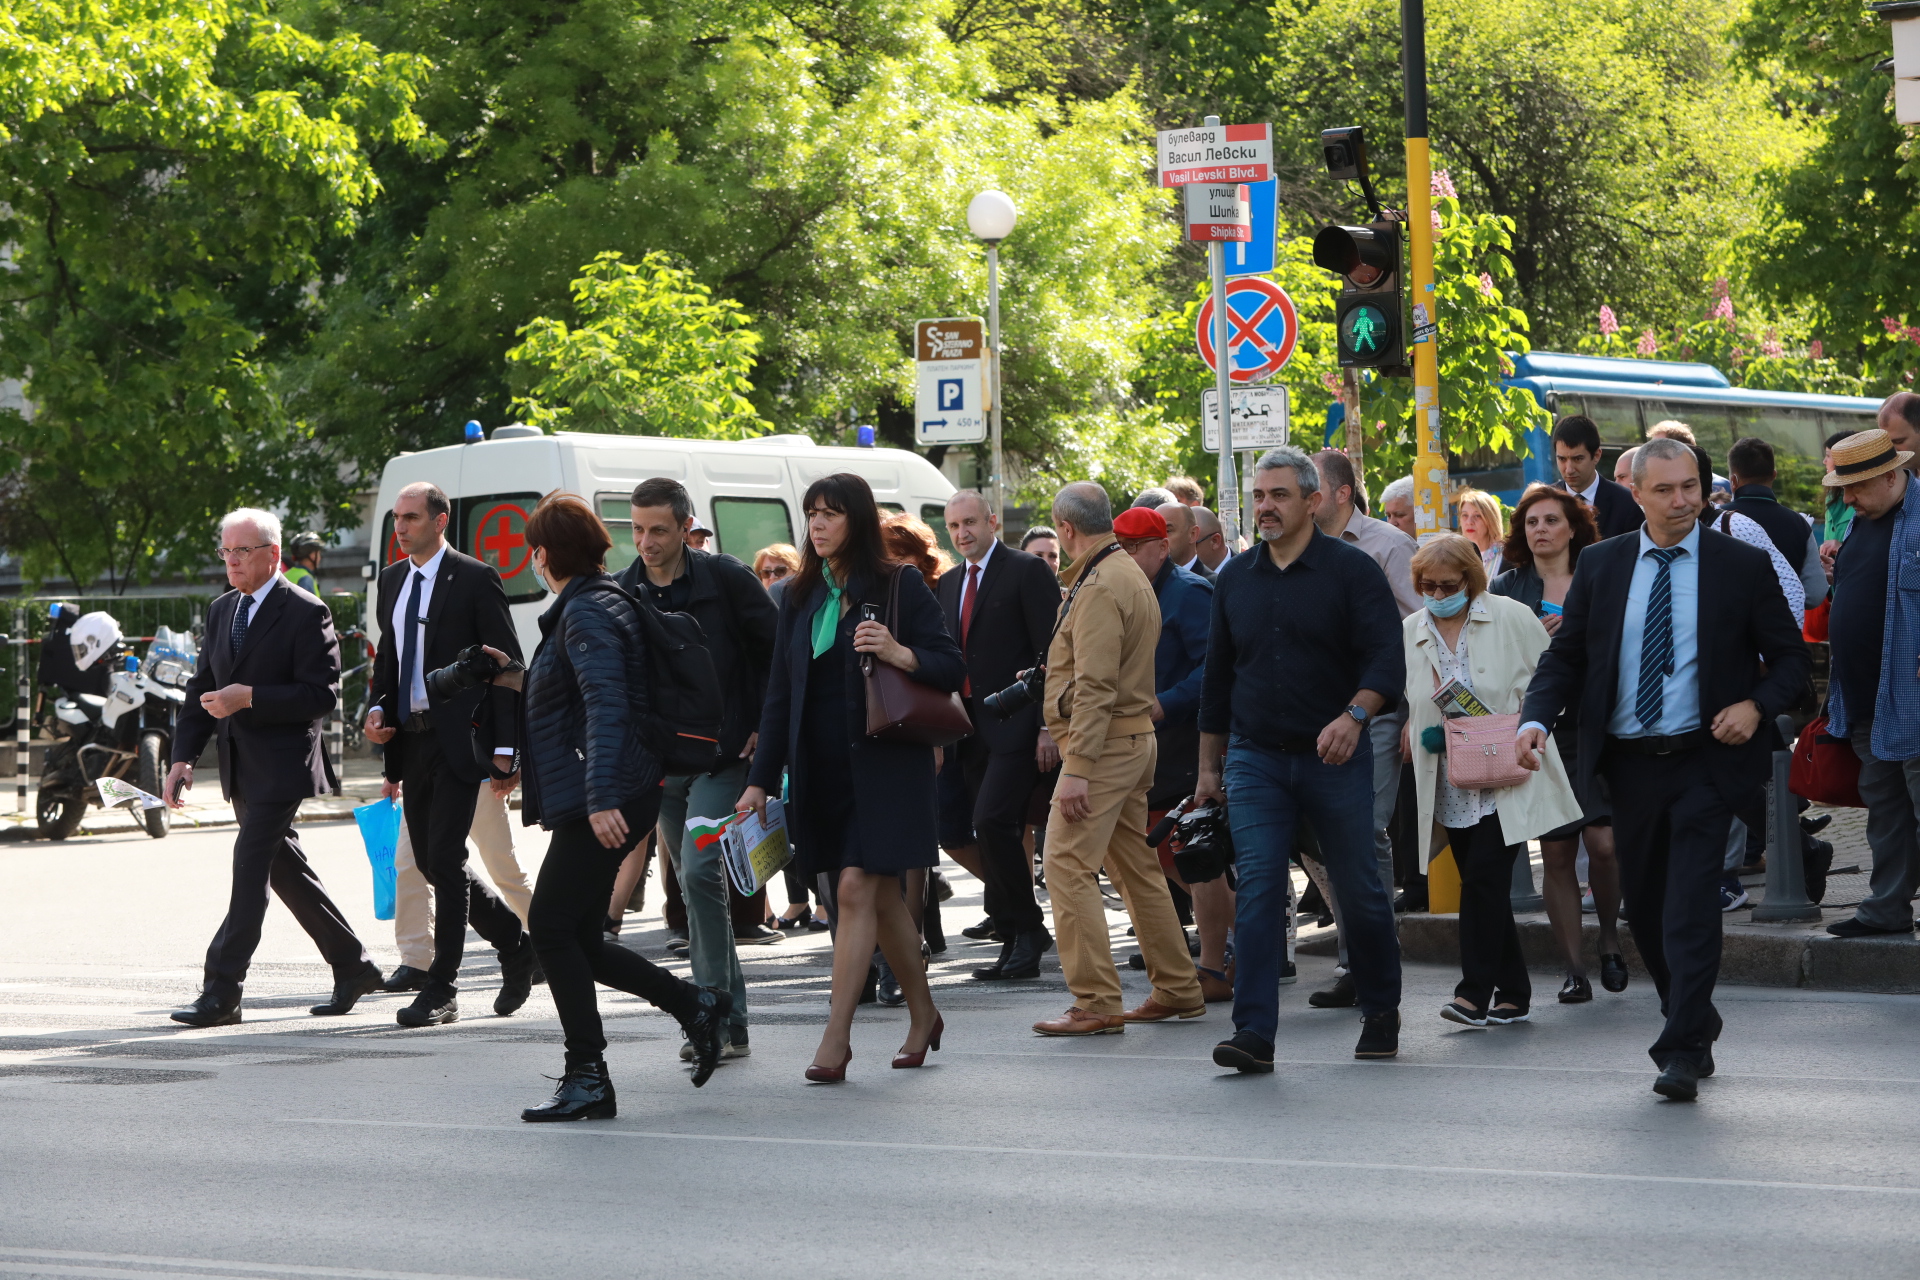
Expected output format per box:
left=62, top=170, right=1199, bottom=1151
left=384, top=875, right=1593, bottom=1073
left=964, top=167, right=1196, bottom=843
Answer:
left=1820, top=427, right=1920, bottom=940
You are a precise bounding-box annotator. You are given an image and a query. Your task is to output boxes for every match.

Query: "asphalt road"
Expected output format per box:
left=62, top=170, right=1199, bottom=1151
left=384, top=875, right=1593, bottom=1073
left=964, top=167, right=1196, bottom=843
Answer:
left=2, top=817, right=1918, bottom=1279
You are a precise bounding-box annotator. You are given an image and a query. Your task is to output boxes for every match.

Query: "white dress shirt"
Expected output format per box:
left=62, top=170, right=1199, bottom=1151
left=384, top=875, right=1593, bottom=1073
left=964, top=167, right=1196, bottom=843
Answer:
left=1572, top=474, right=1600, bottom=506
left=393, top=544, right=448, bottom=715
left=958, top=536, right=998, bottom=624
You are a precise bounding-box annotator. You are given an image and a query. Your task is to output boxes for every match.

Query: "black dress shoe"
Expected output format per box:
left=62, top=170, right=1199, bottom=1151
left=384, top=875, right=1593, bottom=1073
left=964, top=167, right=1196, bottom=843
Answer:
left=495, top=935, right=537, bottom=1016
left=381, top=965, right=432, bottom=994
left=977, top=930, right=1048, bottom=981
left=1826, top=916, right=1916, bottom=938
left=1800, top=812, right=1832, bottom=835
left=971, top=937, right=1015, bottom=980
left=1213, top=1031, right=1275, bottom=1073
left=310, top=961, right=384, bottom=1016
left=396, top=990, right=458, bottom=1027
left=681, top=986, right=733, bottom=1088
left=522, top=1060, right=617, bottom=1122
left=1699, top=1047, right=1715, bottom=1078
left=1803, top=837, right=1833, bottom=905
left=170, top=992, right=241, bottom=1027
left=1558, top=974, right=1593, bottom=1003
left=961, top=917, right=1001, bottom=941
left=1599, top=953, right=1629, bottom=993
left=1309, top=973, right=1357, bottom=1008
left=876, top=955, right=905, bottom=1007
left=1653, top=1058, right=1699, bottom=1101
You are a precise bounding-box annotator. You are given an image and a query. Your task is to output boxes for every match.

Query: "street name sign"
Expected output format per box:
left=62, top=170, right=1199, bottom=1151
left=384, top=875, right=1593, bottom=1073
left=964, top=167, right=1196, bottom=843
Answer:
left=1185, top=183, right=1251, bottom=242
left=1225, top=179, right=1277, bottom=276
left=1202, top=385, right=1291, bottom=452
left=1195, top=277, right=1299, bottom=384
left=1157, top=123, right=1273, bottom=188
left=915, top=317, right=989, bottom=446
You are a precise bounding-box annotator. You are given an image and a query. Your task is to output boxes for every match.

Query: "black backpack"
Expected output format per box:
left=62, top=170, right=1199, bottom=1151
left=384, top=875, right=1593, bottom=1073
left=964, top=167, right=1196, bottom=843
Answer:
left=589, top=579, right=725, bottom=777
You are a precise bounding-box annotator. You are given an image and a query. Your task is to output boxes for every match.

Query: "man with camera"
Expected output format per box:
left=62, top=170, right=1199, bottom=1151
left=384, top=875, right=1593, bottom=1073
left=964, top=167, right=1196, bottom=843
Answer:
left=615, top=477, right=776, bottom=1058
left=1031, top=483, right=1203, bottom=1036
left=365, top=482, right=536, bottom=1028
left=937, top=489, right=1062, bottom=981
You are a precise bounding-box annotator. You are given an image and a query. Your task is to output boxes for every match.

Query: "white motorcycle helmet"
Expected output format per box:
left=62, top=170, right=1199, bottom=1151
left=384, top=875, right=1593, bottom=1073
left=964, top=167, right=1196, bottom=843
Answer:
left=69, top=612, right=123, bottom=672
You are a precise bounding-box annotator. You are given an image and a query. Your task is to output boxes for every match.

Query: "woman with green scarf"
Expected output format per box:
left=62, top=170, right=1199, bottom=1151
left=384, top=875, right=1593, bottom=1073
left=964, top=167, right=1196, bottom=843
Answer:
left=737, top=473, right=966, bottom=1082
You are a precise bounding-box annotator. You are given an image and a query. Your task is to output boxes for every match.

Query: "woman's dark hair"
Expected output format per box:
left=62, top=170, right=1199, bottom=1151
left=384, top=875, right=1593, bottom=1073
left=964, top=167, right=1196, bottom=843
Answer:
left=1499, top=482, right=1598, bottom=571
left=1020, top=525, right=1058, bottom=549
left=789, top=472, right=897, bottom=606
left=526, top=492, right=612, bottom=581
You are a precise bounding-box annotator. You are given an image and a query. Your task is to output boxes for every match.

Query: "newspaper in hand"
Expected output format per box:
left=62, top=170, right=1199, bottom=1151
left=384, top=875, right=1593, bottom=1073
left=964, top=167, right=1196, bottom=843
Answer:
left=719, top=798, right=793, bottom=897
left=1430, top=677, right=1494, bottom=720
left=96, top=777, right=167, bottom=810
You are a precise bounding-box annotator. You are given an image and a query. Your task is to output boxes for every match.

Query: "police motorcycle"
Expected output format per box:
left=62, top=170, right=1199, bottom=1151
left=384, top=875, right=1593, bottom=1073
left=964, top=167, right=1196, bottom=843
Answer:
left=38, top=612, right=195, bottom=840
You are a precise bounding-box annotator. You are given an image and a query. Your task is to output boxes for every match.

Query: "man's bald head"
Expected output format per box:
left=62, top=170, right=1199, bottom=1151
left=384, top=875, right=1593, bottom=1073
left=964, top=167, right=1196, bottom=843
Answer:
left=1879, top=392, right=1920, bottom=467
left=1157, top=501, right=1196, bottom=565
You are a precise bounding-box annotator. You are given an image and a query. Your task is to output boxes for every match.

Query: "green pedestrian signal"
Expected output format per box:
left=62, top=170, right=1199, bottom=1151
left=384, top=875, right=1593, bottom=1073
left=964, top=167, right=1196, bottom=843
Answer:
left=1314, top=218, right=1405, bottom=373
left=1343, top=304, right=1387, bottom=357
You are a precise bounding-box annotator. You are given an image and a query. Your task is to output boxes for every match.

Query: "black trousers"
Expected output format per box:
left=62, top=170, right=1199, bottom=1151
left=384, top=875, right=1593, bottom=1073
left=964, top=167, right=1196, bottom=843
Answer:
left=396, top=728, right=523, bottom=993
left=530, top=790, right=699, bottom=1066
left=959, top=734, right=1044, bottom=934
left=204, top=793, right=368, bottom=1001
left=1444, top=814, right=1529, bottom=1008
left=1604, top=746, right=1732, bottom=1068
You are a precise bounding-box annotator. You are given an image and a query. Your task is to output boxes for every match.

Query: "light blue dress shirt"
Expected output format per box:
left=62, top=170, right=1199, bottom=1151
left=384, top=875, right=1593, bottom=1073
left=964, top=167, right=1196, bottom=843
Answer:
left=1607, top=523, right=1702, bottom=737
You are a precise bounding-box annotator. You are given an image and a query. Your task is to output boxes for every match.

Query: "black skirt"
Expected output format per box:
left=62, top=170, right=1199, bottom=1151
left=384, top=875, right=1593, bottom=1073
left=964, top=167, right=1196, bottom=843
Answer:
left=1540, top=718, right=1611, bottom=841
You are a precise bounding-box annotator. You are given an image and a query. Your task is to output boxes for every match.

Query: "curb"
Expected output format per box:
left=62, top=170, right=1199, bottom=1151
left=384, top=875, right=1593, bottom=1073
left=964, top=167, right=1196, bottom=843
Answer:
left=1298, top=913, right=1920, bottom=995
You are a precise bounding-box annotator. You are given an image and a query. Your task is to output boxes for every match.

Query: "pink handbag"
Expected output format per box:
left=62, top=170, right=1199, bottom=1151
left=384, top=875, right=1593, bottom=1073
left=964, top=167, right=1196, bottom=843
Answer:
left=1443, top=713, right=1530, bottom=790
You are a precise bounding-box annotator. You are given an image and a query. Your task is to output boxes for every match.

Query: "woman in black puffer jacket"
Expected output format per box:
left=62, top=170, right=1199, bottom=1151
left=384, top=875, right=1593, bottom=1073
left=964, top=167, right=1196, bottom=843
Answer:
left=485, top=493, right=730, bottom=1121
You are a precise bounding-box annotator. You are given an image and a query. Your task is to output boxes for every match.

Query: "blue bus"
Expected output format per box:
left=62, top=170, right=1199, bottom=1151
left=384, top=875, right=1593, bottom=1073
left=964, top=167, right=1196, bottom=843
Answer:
left=1449, top=351, right=1884, bottom=501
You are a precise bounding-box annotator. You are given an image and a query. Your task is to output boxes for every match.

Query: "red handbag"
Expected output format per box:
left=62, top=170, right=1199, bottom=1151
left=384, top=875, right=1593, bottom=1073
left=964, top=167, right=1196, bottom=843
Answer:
left=863, top=567, right=974, bottom=747
left=1789, top=714, right=1864, bottom=808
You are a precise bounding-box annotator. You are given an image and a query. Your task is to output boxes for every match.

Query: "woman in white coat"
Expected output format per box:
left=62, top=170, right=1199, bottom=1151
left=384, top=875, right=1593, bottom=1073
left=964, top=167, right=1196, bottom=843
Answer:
left=1403, top=535, right=1581, bottom=1028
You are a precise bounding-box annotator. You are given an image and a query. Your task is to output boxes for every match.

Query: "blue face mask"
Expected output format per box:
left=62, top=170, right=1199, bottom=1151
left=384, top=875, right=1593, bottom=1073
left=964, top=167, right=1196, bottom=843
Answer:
left=1427, top=589, right=1469, bottom=618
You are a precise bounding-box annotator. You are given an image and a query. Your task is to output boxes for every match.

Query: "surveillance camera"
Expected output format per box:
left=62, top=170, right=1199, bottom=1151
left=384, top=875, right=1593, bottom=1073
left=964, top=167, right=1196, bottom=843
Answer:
left=1320, top=126, right=1367, bottom=182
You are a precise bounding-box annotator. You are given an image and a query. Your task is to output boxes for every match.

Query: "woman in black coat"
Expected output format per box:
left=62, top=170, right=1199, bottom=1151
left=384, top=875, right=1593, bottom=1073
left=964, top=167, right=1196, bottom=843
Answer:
left=486, top=494, right=731, bottom=1121
left=736, top=473, right=965, bottom=1082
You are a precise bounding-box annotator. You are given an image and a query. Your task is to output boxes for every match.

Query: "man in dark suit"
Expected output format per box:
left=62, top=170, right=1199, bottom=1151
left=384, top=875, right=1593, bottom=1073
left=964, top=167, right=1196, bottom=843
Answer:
left=938, top=490, right=1063, bottom=980
left=363, top=482, right=533, bottom=1028
left=166, top=511, right=381, bottom=1027
left=1518, top=438, right=1810, bottom=1100
left=1552, top=414, right=1641, bottom=540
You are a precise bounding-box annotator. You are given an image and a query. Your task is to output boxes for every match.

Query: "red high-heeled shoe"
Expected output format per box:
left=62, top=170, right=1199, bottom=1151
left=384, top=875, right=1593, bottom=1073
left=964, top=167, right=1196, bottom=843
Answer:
left=805, top=1046, right=852, bottom=1083
left=892, top=1014, right=945, bottom=1069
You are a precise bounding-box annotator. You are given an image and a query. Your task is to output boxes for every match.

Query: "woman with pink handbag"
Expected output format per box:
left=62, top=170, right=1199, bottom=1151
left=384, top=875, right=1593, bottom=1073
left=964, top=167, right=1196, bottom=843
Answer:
left=1403, top=535, right=1582, bottom=1029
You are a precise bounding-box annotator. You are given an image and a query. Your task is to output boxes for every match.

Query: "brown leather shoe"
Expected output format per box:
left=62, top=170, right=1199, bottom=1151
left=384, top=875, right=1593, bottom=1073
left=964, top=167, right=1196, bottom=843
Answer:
left=1122, top=997, right=1206, bottom=1023
left=1032, top=1007, right=1125, bottom=1036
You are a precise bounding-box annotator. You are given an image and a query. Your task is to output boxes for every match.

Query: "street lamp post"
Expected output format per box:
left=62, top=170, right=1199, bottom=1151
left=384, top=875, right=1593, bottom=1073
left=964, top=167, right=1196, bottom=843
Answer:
left=968, top=190, right=1018, bottom=527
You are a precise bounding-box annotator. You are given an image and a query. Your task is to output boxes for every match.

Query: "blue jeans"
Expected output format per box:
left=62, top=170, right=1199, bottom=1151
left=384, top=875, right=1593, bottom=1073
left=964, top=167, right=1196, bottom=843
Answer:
left=1225, top=735, right=1401, bottom=1042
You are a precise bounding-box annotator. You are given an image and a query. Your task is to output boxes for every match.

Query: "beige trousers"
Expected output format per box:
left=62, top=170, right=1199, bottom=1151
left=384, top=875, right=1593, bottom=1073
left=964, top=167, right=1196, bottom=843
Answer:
left=1042, top=732, right=1201, bottom=1016
left=393, top=785, right=532, bottom=969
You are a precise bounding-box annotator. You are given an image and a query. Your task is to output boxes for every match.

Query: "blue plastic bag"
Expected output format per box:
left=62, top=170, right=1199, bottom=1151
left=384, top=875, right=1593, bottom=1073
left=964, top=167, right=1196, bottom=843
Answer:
left=353, top=799, right=401, bottom=921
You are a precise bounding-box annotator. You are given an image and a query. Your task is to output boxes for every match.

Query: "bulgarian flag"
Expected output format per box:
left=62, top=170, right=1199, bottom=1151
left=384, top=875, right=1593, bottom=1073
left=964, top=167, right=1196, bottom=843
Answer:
left=685, top=814, right=735, bottom=852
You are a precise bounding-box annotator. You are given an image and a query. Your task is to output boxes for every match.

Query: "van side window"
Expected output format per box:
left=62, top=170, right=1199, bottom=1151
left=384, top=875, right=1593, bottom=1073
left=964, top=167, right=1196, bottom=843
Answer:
left=711, top=497, right=792, bottom=562
left=922, top=504, right=957, bottom=557
left=460, top=493, right=546, bottom=603
left=598, top=496, right=638, bottom=576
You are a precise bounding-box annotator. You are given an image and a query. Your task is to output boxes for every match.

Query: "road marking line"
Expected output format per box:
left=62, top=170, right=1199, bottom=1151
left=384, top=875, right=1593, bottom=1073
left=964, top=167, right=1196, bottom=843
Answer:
left=281, top=1118, right=1920, bottom=1196
left=0, top=1248, right=523, bottom=1280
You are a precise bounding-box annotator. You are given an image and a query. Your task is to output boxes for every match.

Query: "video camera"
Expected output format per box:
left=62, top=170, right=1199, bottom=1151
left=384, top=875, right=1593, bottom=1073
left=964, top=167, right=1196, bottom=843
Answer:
left=424, top=645, right=524, bottom=701
left=982, top=664, right=1046, bottom=720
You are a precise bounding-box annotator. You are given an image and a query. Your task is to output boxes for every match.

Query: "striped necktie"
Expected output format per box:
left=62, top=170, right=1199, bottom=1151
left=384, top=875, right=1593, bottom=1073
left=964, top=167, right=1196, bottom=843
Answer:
left=230, top=593, right=252, bottom=657
left=1633, top=546, right=1686, bottom=732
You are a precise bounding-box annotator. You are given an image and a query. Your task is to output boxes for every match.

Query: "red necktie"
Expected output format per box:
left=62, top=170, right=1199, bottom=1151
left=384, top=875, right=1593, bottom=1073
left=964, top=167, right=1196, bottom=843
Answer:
left=960, top=563, right=981, bottom=695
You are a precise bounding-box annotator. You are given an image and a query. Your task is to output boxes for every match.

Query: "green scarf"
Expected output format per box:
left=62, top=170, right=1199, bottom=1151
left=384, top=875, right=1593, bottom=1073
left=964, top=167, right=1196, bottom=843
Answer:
left=809, top=564, right=845, bottom=658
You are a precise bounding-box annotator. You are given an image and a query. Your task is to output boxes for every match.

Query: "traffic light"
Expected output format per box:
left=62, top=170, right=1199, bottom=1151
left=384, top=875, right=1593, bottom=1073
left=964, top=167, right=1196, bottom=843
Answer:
left=1313, top=219, right=1406, bottom=373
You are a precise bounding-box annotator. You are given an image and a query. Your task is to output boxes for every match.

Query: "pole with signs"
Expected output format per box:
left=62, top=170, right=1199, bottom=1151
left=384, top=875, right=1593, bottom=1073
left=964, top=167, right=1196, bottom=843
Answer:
left=967, top=191, right=1019, bottom=525
left=1403, top=0, right=1445, bottom=539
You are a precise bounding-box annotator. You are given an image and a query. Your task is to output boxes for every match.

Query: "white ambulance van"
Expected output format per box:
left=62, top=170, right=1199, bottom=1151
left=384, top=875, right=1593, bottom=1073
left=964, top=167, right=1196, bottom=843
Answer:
left=365, top=426, right=957, bottom=658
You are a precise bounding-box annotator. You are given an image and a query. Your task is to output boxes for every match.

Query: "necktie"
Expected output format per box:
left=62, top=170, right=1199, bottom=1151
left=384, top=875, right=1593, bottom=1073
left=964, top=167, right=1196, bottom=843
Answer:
left=397, top=570, right=425, bottom=726
left=230, top=594, right=252, bottom=658
left=959, top=563, right=982, bottom=695
left=1633, top=547, right=1685, bottom=733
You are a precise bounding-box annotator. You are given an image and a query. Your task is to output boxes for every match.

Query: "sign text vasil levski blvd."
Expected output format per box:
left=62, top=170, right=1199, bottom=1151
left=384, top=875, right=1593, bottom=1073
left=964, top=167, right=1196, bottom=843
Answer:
left=1156, top=124, right=1273, bottom=188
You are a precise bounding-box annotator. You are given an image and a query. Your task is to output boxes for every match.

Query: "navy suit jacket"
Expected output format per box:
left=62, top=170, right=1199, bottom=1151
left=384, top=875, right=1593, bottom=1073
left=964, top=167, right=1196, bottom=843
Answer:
left=935, top=544, right=1060, bottom=754
left=1558, top=475, right=1641, bottom=541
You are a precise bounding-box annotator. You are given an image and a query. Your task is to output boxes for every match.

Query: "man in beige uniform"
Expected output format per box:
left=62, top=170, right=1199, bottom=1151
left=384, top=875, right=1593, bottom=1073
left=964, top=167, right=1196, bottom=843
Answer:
left=1032, top=482, right=1203, bottom=1036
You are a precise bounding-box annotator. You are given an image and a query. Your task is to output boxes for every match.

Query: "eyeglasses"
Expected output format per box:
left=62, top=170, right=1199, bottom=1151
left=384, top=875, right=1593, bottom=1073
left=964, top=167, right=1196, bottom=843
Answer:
left=758, top=564, right=791, bottom=581
left=1418, top=579, right=1466, bottom=596
left=215, top=544, right=273, bottom=562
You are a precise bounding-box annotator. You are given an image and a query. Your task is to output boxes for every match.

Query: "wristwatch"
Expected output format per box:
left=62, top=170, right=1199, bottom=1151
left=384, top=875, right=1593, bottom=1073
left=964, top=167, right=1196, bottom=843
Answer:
left=1346, top=704, right=1370, bottom=725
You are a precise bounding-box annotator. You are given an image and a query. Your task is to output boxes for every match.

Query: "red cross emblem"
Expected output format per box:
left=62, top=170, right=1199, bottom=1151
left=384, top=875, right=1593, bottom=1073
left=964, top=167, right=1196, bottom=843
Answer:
left=474, top=503, right=532, bottom=578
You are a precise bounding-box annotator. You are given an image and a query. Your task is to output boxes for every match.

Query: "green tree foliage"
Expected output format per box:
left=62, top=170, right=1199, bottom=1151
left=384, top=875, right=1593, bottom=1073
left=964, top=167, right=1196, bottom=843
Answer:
left=1732, top=0, right=1920, bottom=387
left=506, top=252, right=770, bottom=438
left=0, top=0, right=429, bottom=589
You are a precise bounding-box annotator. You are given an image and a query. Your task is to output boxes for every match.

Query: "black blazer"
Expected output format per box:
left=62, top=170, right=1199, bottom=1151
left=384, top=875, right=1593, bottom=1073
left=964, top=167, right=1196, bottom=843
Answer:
left=934, top=543, right=1060, bottom=754
left=172, top=578, right=341, bottom=803
left=1557, top=475, right=1641, bottom=540
left=1519, top=528, right=1811, bottom=811
left=371, top=547, right=522, bottom=785
left=747, top=568, right=965, bottom=874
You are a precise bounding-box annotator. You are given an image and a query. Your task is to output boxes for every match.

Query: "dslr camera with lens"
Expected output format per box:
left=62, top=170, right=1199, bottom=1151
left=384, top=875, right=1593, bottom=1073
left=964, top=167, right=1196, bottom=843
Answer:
left=424, top=644, right=524, bottom=701
left=983, top=664, right=1046, bottom=720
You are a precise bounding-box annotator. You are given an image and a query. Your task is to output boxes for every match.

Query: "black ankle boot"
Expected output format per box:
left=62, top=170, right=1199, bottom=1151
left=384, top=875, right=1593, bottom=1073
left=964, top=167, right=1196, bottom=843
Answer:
left=521, top=1060, right=617, bottom=1122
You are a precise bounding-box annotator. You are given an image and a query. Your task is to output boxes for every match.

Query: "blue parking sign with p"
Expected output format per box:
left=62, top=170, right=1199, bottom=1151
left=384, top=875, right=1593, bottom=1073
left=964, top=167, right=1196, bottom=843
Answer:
left=1225, top=179, right=1277, bottom=277
left=938, top=379, right=964, bottom=411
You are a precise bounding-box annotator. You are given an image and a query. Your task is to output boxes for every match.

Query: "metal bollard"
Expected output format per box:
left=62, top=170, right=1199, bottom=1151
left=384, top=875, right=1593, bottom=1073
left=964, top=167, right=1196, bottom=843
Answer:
left=1753, top=714, right=1819, bottom=923
left=13, top=607, right=24, bottom=815
left=1510, top=842, right=1544, bottom=912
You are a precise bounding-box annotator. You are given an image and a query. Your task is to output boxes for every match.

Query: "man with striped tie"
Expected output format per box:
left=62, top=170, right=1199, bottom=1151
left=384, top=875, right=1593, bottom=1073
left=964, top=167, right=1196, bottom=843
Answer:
left=166, top=509, right=380, bottom=1027
left=1515, top=438, right=1810, bottom=1101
